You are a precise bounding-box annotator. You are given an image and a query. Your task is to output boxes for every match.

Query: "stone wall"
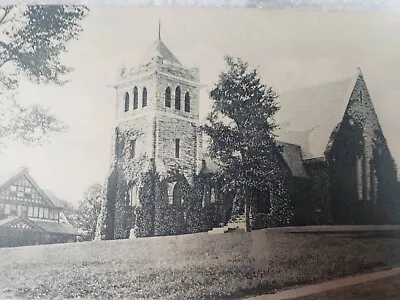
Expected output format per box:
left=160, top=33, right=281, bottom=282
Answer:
left=326, top=74, right=398, bottom=224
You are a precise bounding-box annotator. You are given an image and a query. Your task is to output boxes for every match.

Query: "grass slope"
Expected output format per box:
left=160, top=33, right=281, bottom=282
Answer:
left=0, top=230, right=400, bottom=299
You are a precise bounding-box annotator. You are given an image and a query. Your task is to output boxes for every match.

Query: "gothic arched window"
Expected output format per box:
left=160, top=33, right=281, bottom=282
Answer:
left=184, top=92, right=190, bottom=113
left=165, top=87, right=171, bottom=108
left=172, top=182, right=182, bottom=206
left=142, top=87, right=148, bottom=107
left=175, top=86, right=181, bottom=110
left=127, top=182, right=139, bottom=207
left=133, top=87, right=138, bottom=110
left=124, top=92, right=129, bottom=112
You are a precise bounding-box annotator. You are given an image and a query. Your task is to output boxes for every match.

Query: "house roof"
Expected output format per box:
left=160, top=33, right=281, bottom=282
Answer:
left=0, top=167, right=64, bottom=209
left=31, top=219, right=79, bottom=236
left=141, top=38, right=181, bottom=66
left=201, top=141, right=309, bottom=179
left=275, top=72, right=360, bottom=159
left=276, top=141, right=309, bottom=178
left=0, top=216, right=79, bottom=236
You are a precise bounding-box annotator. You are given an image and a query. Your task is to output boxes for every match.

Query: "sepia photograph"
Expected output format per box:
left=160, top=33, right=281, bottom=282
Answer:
left=0, top=2, right=400, bottom=299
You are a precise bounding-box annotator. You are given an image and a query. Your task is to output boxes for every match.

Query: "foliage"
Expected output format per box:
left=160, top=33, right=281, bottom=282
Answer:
left=0, top=5, right=89, bottom=148
left=75, top=183, right=104, bottom=241
left=203, top=56, right=293, bottom=228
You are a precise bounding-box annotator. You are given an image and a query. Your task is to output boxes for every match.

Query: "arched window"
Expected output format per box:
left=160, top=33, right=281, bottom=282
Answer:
left=184, top=92, right=190, bottom=112
left=127, top=183, right=139, bottom=207
left=172, top=182, right=182, bottom=206
left=165, top=87, right=171, bottom=108
left=202, top=184, right=211, bottom=207
left=142, top=87, right=148, bottom=107
left=124, top=92, right=129, bottom=112
left=133, top=87, right=138, bottom=110
left=175, top=86, right=181, bottom=110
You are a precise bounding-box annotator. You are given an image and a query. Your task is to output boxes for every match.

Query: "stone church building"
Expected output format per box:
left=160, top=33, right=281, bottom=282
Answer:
left=101, top=34, right=398, bottom=239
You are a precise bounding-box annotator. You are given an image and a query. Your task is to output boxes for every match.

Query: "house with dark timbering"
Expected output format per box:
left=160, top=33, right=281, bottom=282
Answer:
left=101, top=34, right=398, bottom=239
left=0, top=167, right=79, bottom=247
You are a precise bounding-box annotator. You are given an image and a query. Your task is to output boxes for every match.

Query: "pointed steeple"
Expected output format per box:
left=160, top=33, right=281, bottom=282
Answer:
left=158, top=19, right=161, bottom=40
left=140, top=22, right=181, bottom=66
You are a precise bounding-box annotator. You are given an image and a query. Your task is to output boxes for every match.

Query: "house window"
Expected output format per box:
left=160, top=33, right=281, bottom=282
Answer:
left=175, top=138, right=180, bottom=158
left=124, top=92, right=130, bottom=112
left=175, top=86, right=181, bottom=110
left=33, top=206, right=38, bottom=218
left=184, top=92, right=190, bottom=112
left=28, top=206, right=33, bottom=217
left=4, top=204, right=10, bottom=214
left=44, top=208, right=49, bottom=219
left=133, top=86, right=138, bottom=109
left=142, top=87, right=148, bottom=107
left=10, top=185, right=16, bottom=193
left=130, top=139, right=136, bottom=159
left=165, top=87, right=171, bottom=108
left=172, top=182, right=182, bottom=206
left=39, top=207, right=44, bottom=218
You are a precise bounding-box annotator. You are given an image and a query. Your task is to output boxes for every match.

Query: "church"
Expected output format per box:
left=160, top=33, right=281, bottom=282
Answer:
left=101, top=32, right=399, bottom=239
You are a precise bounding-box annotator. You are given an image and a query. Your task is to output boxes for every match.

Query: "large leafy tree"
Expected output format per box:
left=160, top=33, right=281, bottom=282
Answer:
left=76, top=183, right=104, bottom=241
left=0, top=5, right=88, bottom=148
left=203, top=56, right=293, bottom=230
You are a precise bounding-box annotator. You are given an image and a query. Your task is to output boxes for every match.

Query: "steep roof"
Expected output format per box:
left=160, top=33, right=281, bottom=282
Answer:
left=275, top=73, right=359, bottom=159
left=0, top=167, right=64, bottom=209
left=141, top=38, right=181, bottom=66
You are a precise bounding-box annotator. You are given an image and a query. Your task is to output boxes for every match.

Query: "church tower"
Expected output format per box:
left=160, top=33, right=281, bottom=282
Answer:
left=106, top=25, right=202, bottom=239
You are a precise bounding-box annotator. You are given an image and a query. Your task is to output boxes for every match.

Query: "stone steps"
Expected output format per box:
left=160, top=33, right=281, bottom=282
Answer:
left=208, top=214, right=248, bottom=234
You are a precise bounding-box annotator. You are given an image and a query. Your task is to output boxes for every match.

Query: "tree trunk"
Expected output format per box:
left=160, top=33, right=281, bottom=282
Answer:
left=245, top=197, right=251, bottom=232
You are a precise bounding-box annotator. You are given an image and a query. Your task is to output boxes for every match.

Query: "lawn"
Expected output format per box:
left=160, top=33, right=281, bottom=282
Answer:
left=296, top=274, right=400, bottom=300
left=0, top=229, right=400, bottom=299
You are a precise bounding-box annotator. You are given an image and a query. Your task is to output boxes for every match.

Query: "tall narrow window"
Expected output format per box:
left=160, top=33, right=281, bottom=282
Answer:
left=172, top=182, right=182, bottom=206
left=142, top=87, right=148, bottom=107
left=128, top=183, right=139, bottom=207
left=133, top=87, right=138, bottom=109
left=184, top=92, right=190, bottom=112
left=359, top=90, right=363, bottom=103
left=175, top=86, right=181, bottom=110
left=124, top=92, right=130, bottom=112
left=165, top=87, right=171, bottom=107
left=175, top=138, right=180, bottom=158
left=130, top=139, right=136, bottom=159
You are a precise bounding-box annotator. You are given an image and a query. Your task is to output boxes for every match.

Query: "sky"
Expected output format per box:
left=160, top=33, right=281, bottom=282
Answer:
left=1, top=6, right=400, bottom=207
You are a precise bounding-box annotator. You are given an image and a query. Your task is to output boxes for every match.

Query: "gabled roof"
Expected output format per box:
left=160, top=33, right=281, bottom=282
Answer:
left=201, top=142, right=309, bottom=179
left=275, top=72, right=360, bottom=159
left=0, top=167, right=64, bottom=209
left=141, top=38, right=181, bottom=66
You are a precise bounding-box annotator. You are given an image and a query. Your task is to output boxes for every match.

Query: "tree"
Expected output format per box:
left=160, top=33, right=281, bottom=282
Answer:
left=0, top=5, right=89, bottom=149
left=76, top=183, right=104, bottom=241
left=203, top=56, right=293, bottom=230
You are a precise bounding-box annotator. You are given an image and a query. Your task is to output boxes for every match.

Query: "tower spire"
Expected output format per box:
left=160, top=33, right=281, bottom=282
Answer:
left=158, top=19, right=161, bottom=40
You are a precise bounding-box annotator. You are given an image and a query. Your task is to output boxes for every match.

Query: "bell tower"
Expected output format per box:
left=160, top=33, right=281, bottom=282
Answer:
left=108, top=25, right=202, bottom=238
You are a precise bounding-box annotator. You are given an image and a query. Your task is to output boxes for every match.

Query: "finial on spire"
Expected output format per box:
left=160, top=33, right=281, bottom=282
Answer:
left=158, top=19, right=161, bottom=40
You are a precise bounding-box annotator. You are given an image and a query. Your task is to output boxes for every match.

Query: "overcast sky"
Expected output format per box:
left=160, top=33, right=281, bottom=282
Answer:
left=1, top=6, right=400, bottom=206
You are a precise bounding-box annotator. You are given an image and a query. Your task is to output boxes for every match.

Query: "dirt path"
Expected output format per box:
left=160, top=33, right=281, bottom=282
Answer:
left=248, top=267, right=400, bottom=300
